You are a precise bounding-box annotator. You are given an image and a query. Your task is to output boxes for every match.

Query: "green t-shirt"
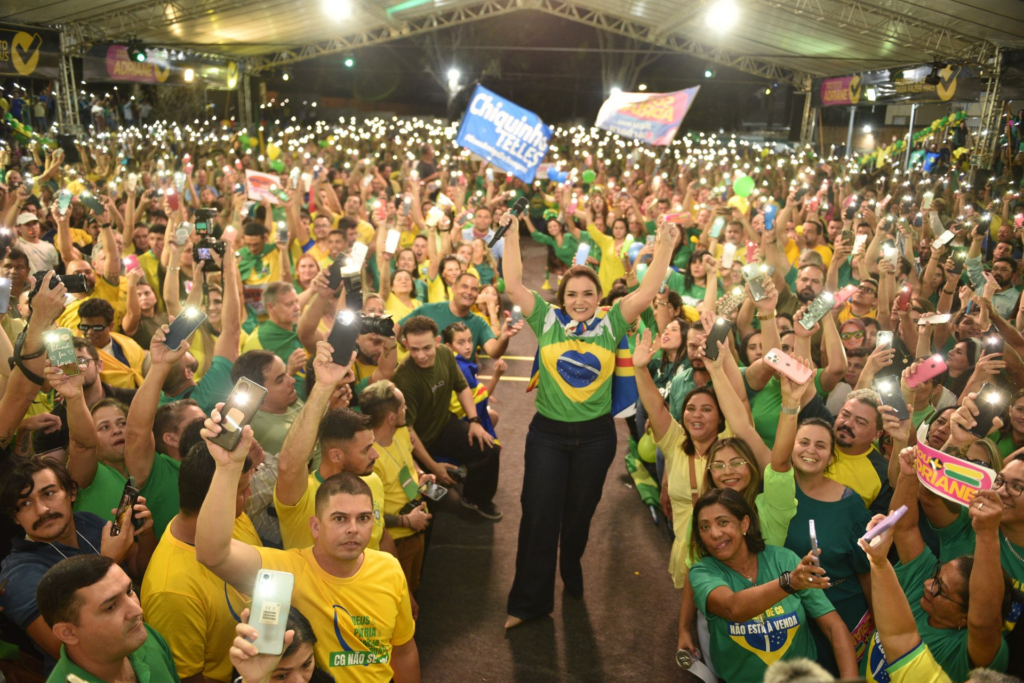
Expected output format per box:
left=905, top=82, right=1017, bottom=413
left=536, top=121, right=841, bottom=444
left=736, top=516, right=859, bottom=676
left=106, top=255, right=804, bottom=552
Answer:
left=525, top=291, right=630, bottom=422
left=46, top=625, right=180, bottom=683
left=932, top=506, right=1024, bottom=631
left=667, top=366, right=698, bottom=423
left=992, top=430, right=1024, bottom=460
left=474, top=261, right=496, bottom=286
left=157, top=355, right=234, bottom=415
left=250, top=399, right=313, bottom=464
left=530, top=231, right=580, bottom=267
left=400, top=301, right=496, bottom=363
left=73, top=454, right=181, bottom=539
left=749, top=372, right=826, bottom=448
left=786, top=484, right=873, bottom=671
left=392, top=345, right=468, bottom=446
left=861, top=546, right=1010, bottom=683
left=690, top=544, right=836, bottom=683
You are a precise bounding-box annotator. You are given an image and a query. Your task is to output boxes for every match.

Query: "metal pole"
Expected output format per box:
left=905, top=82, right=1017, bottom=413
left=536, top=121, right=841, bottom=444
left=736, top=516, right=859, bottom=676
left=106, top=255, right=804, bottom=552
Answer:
left=905, top=103, right=917, bottom=171
left=845, top=106, right=856, bottom=157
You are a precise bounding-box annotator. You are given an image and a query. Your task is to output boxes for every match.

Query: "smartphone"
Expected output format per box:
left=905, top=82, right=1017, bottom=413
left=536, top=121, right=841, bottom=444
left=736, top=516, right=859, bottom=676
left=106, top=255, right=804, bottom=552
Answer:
left=574, top=243, right=591, bottom=267
left=326, top=254, right=345, bottom=291
left=327, top=311, right=360, bottom=366
left=709, top=216, right=726, bottom=239
left=79, top=193, right=104, bottom=215
left=164, top=307, right=208, bottom=350
left=875, top=330, right=894, bottom=349
left=56, top=189, right=72, bottom=215
left=702, top=318, right=732, bottom=361
left=385, top=229, right=400, bottom=255
left=763, top=348, right=814, bottom=384
left=932, top=231, right=956, bottom=250
left=906, top=354, right=948, bottom=389
left=111, top=478, right=140, bottom=536
left=509, top=305, right=524, bottom=326
left=0, top=277, right=11, bottom=315
left=721, top=242, right=737, bottom=269
left=745, top=241, right=757, bottom=263
left=853, top=234, right=868, bottom=254
left=763, top=204, right=778, bottom=231
left=862, top=505, right=908, bottom=544
left=289, top=167, right=301, bottom=190
left=275, top=221, right=289, bottom=244
left=44, top=329, right=80, bottom=376
left=834, top=284, right=858, bottom=308
left=949, top=248, right=967, bottom=275
left=419, top=481, right=448, bottom=501
left=799, top=291, right=836, bottom=331
left=983, top=327, right=1004, bottom=355
left=165, top=188, right=180, bottom=211
left=840, top=229, right=854, bottom=245
left=249, top=569, right=295, bottom=656
left=874, top=376, right=910, bottom=420
left=971, top=383, right=1006, bottom=437
left=918, top=313, right=952, bottom=325
left=809, top=520, right=820, bottom=566
left=122, top=254, right=140, bottom=273
left=896, top=286, right=912, bottom=311
left=882, top=243, right=900, bottom=269
left=126, top=173, right=138, bottom=193
left=742, top=263, right=769, bottom=302
left=210, top=378, right=269, bottom=451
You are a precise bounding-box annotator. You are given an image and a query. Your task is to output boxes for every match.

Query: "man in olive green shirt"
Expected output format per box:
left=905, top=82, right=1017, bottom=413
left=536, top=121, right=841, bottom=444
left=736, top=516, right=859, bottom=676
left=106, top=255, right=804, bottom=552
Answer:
left=38, top=555, right=180, bottom=683
left=392, top=315, right=502, bottom=519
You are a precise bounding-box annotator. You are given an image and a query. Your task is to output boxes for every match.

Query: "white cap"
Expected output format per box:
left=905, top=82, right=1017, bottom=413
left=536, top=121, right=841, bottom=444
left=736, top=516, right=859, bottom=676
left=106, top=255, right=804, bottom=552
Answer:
left=16, top=212, right=38, bottom=225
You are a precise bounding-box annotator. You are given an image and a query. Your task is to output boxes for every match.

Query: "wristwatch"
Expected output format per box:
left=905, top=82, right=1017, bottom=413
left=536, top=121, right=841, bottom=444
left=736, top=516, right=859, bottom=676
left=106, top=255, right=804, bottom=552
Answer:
left=467, top=416, right=481, bottom=425
left=779, top=570, right=798, bottom=594
left=756, top=309, right=777, bottom=321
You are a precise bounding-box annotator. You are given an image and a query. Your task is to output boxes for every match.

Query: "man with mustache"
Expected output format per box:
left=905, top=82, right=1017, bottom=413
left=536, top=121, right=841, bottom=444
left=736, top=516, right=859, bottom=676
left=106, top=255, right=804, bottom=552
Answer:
left=0, top=458, right=155, bottom=668
left=828, top=390, right=892, bottom=517
left=38, top=555, right=179, bottom=683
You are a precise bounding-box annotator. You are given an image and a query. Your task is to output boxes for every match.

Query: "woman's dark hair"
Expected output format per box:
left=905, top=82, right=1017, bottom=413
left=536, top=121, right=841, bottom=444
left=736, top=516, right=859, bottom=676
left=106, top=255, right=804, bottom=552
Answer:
left=690, top=488, right=766, bottom=562
left=684, top=250, right=710, bottom=290
left=946, top=556, right=1016, bottom=620
left=283, top=607, right=317, bottom=658
left=556, top=266, right=603, bottom=311
left=660, top=289, right=684, bottom=314
left=601, top=280, right=629, bottom=306
left=389, top=268, right=416, bottom=289
left=659, top=316, right=690, bottom=366
left=438, top=254, right=461, bottom=300
left=680, top=385, right=724, bottom=456
left=738, top=330, right=762, bottom=366
left=947, top=339, right=982, bottom=397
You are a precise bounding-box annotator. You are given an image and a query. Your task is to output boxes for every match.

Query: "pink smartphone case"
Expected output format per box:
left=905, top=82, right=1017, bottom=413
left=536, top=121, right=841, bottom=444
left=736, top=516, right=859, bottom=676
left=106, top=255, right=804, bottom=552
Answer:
left=906, top=357, right=948, bottom=389
left=764, top=348, right=814, bottom=384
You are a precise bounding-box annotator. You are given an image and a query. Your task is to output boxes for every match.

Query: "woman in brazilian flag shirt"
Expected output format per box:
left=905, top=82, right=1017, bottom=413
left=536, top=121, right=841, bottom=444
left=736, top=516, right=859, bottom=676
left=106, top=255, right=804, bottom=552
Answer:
left=500, top=212, right=678, bottom=629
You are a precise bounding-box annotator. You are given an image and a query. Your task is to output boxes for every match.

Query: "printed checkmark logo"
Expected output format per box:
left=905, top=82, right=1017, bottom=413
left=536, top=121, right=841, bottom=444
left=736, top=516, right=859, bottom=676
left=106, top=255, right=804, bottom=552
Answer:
left=227, top=61, right=238, bottom=88
left=847, top=75, right=862, bottom=104
left=12, top=32, right=42, bottom=76
left=936, top=66, right=957, bottom=101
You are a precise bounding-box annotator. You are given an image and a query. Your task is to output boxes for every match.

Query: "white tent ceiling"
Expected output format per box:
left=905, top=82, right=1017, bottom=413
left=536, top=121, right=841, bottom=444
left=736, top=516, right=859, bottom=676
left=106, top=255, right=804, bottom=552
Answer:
left=2, top=0, right=1023, bottom=84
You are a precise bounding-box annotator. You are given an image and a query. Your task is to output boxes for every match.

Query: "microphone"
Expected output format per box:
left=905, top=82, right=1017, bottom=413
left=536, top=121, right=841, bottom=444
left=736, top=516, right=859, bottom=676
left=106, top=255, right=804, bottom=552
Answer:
left=489, top=197, right=529, bottom=248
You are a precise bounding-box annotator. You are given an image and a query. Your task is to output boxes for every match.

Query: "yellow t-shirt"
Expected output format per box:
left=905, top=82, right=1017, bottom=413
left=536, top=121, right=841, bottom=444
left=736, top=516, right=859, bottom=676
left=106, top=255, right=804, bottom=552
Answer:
left=826, top=445, right=884, bottom=510
left=141, top=516, right=259, bottom=682
left=371, top=428, right=420, bottom=541
left=811, top=243, right=834, bottom=269
left=837, top=302, right=878, bottom=324
left=888, top=642, right=952, bottom=683
left=274, top=471, right=384, bottom=551
left=255, top=546, right=414, bottom=678
left=427, top=274, right=449, bottom=303
left=384, top=293, right=421, bottom=322
left=57, top=277, right=126, bottom=331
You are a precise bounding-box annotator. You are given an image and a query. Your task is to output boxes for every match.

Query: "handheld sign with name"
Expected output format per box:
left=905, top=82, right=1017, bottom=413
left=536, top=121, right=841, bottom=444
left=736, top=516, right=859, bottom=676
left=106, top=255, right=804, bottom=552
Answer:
left=245, top=169, right=284, bottom=205
left=915, top=442, right=997, bottom=507
left=455, top=85, right=552, bottom=183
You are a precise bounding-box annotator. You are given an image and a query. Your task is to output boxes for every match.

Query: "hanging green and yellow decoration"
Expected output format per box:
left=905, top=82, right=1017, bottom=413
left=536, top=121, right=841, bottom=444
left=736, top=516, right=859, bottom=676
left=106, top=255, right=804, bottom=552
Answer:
left=858, top=110, right=967, bottom=167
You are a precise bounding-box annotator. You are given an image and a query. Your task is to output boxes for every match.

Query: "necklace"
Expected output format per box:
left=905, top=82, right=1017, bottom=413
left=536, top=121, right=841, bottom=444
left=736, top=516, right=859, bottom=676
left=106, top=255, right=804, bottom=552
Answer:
left=47, top=531, right=101, bottom=560
left=1003, top=533, right=1024, bottom=565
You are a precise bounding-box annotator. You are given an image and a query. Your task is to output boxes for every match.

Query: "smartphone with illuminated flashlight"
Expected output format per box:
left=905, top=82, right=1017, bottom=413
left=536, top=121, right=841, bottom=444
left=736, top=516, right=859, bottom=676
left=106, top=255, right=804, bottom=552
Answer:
left=164, top=307, right=208, bottom=351
left=971, top=383, right=1006, bottom=438
left=703, top=317, right=732, bottom=361
left=210, top=378, right=268, bottom=451
left=44, top=329, right=80, bottom=377
left=809, top=520, right=820, bottom=566
left=327, top=310, right=360, bottom=367
left=873, top=376, right=910, bottom=421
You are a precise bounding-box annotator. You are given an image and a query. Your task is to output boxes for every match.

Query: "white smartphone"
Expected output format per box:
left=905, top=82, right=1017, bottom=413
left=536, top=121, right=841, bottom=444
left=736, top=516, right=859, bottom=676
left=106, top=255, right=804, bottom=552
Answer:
left=721, top=242, right=738, bottom=270
left=385, top=229, right=400, bottom=255
left=853, top=234, right=868, bottom=254
left=809, top=520, right=820, bottom=566
left=249, top=569, right=295, bottom=656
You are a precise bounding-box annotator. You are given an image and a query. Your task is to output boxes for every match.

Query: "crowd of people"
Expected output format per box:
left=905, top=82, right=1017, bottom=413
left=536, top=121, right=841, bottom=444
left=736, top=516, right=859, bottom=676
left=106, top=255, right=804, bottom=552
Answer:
left=0, top=109, right=1022, bottom=683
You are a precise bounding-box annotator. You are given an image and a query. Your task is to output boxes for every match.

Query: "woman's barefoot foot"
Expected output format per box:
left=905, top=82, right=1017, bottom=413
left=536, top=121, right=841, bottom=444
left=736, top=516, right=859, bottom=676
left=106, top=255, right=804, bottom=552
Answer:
left=504, top=615, right=525, bottom=629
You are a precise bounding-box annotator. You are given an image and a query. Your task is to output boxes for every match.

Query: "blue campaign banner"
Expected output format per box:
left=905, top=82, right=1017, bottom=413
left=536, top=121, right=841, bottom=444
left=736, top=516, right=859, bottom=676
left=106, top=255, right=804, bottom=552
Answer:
left=594, top=87, right=700, bottom=146
left=455, top=85, right=552, bottom=183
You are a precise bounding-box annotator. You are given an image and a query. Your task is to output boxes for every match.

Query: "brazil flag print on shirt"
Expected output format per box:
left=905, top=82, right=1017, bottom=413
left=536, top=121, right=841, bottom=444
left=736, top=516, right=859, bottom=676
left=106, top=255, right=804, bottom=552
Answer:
left=689, top=545, right=837, bottom=683
left=524, top=291, right=636, bottom=422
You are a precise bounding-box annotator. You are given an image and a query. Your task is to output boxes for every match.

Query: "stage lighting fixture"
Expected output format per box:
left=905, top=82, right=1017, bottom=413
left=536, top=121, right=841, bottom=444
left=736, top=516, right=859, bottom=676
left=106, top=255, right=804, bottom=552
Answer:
left=344, top=54, right=355, bottom=68
left=706, top=0, right=738, bottom=31
left=704, top=69, right=715, bottom=78
left=282, top=71, right=291, bottom=81
left=184, top=68, right=195, bottom=83
left=924, top=62, right=948, bottom=86
left=128, top=42, right=147, bottom=63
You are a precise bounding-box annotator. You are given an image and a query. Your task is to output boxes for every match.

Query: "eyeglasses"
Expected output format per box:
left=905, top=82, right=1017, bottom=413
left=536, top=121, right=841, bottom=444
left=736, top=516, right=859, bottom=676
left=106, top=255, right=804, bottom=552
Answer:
left=75, top=358, right=94, bottom=369
left=859, top=287, right=878, bottom=296
left=710, top=459, right=749, bottom=472
left=654, top=301, right=675, bottom=308
left=994, top=475, right=1024, bottom=498
left=840, top=330, right=865, bottom=340
left=928, top=562, right=967, bottom=609
left=78, top=324, right=108, bottom=332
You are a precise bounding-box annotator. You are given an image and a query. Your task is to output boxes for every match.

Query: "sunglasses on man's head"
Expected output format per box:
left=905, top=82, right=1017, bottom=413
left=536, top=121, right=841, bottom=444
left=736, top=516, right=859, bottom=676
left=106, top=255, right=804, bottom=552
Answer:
left=78, top=324, right=107, bottom=332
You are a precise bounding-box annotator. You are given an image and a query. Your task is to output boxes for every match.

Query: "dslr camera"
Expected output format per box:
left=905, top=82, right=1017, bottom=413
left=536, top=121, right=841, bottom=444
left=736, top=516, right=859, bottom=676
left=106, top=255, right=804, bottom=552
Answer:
left=357, top=312, right=395, bottom=338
